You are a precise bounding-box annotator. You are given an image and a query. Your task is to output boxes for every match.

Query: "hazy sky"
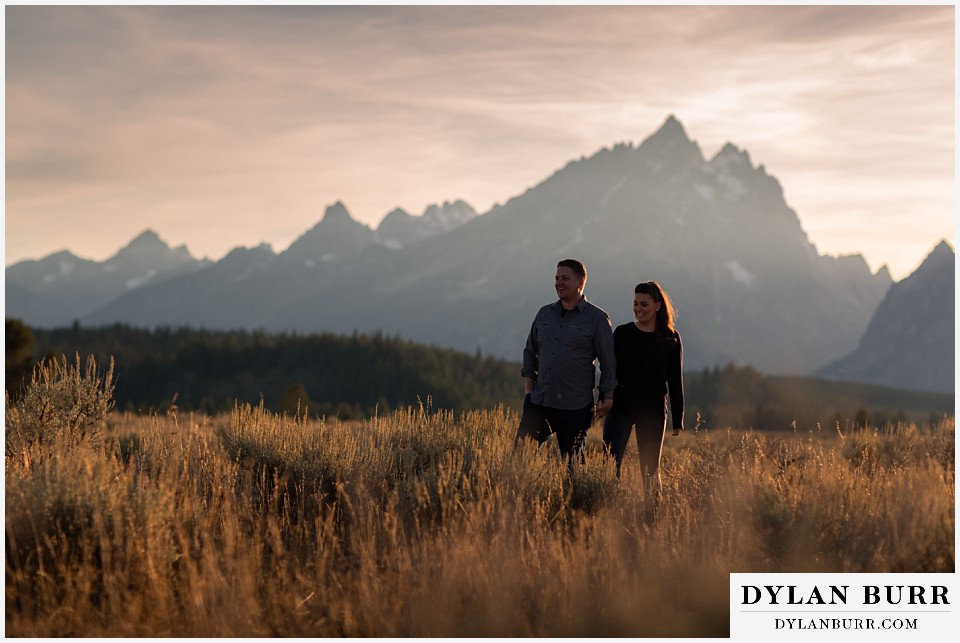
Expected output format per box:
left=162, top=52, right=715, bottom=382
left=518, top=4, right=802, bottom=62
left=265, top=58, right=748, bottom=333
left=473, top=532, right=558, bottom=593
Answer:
left=5, top=4, right=955, bottom=280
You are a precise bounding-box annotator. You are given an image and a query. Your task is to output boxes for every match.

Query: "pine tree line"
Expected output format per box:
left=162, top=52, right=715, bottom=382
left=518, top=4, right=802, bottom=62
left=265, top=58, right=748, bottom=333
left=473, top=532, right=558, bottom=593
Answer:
left=12, top=322, right=520, bottom=418
left=7, top=319, right=951, bottom=428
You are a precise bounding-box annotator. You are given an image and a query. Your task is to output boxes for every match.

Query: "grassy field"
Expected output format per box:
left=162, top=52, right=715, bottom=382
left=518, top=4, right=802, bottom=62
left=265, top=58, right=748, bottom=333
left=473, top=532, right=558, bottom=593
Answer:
left=5, top=357, right=955, bottom=636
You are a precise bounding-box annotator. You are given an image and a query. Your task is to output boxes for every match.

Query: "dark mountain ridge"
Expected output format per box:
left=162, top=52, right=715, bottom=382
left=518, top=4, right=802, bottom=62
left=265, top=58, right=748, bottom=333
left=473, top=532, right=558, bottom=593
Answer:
left=819, top=240, right=955, bottom=393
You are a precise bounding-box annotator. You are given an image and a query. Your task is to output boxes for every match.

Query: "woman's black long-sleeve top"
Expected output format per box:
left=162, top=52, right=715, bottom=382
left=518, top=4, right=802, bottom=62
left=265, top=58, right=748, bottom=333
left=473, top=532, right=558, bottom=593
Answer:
left=610, top=322, right=684, bottom=430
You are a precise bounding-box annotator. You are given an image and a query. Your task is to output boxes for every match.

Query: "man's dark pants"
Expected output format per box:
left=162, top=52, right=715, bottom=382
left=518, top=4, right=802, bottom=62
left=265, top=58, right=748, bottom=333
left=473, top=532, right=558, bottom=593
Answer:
left=514, top=394, right=594, bottom=459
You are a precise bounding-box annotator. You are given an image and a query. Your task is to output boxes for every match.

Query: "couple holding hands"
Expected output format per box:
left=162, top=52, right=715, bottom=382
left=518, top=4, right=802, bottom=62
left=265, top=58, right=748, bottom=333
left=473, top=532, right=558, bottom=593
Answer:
left=516, top=259, right=684, bottom=487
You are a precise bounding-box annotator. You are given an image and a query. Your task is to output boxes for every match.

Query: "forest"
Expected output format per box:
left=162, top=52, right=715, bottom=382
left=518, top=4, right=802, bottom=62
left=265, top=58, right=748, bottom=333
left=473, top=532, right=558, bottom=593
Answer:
left=6, top=319, right=517, bottom=418
left=6, top=319, right=952, bottom=430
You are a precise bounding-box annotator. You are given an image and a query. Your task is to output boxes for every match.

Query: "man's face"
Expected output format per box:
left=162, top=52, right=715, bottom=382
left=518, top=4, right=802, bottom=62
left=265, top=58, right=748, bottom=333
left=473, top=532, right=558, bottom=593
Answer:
left=555, top=266, right=585, bottom=303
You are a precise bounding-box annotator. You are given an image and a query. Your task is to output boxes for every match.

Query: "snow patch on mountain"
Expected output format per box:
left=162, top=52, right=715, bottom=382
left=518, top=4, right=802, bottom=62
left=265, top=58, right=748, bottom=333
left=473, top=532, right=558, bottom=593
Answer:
left=600, top=178, right=626, bottom=208
left=718, top=173, right=747, bottom=198
left=725, top=259, right=756, bottom=286
left=556, top=225, right=584, bottom=255
left=695, top=183, right=715, bottom=202
left=126, top=270, right=158, bottom=290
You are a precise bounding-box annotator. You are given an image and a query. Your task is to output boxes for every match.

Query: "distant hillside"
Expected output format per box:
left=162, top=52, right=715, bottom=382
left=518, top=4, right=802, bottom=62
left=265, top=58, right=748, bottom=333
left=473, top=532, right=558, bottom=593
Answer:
left=684, top=364, right=953, bottom=432
left=819, top=240, right=955, bottom=393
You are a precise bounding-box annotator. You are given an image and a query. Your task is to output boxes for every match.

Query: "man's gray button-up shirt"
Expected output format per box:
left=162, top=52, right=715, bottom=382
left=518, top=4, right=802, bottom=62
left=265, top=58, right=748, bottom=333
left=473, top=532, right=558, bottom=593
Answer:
left=521, top=296, right=617, bottom=410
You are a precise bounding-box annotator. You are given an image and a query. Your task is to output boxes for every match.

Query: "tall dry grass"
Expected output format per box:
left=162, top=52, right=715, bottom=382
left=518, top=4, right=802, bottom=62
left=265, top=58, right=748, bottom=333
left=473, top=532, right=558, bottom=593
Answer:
left=5, top=360, right=954, bottom=636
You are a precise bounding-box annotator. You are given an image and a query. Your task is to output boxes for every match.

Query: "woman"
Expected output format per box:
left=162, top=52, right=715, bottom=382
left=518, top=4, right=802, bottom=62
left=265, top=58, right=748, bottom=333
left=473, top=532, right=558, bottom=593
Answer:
left=602, top=281, right=684, bottom=485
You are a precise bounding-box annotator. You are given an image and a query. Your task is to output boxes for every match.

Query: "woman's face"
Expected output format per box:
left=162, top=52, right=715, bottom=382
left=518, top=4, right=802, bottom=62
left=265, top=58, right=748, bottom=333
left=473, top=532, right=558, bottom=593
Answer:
left=633, top=292, right=661, bottom=327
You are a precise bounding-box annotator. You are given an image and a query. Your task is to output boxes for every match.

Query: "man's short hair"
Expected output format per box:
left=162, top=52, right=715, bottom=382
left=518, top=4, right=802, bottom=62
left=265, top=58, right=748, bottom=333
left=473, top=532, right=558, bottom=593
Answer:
left=557, top=259, right=587, bottom=281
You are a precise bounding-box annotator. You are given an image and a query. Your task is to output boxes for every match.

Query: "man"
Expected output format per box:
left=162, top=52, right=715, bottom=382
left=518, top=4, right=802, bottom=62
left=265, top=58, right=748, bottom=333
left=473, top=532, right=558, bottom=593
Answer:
left=516, top=259, right=617, bottom=463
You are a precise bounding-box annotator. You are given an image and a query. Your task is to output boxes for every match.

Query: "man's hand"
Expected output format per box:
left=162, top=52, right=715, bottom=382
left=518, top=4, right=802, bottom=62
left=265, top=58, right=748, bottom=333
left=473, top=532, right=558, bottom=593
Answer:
left=595, top=398, right=613, bottom=419
left=523, top=376, right=535, bottom=395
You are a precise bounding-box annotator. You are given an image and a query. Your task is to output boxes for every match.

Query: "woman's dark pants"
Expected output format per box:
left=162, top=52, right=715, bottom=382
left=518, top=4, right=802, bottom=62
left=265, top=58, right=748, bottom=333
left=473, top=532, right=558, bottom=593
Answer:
left=602, top=406, right=666, bottom=483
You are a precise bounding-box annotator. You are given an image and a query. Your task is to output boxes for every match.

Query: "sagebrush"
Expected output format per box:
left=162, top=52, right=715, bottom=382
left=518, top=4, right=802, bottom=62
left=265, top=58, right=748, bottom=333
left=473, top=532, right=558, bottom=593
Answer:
left=5, top=354, right=114, bottom=467
left=4, top=365, right=954, bottom=636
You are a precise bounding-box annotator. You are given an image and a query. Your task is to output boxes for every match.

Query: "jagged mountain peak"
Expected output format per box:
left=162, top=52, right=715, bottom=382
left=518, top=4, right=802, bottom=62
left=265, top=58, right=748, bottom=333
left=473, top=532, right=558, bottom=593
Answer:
left=383, top=207, right=412, bottom=219
left=45, top=249, right=82, bottom=262
left=908, top=238, right=955, bottom=281
left=291, top=201, right=371, bottom=242
left=322, top=201, right=354, bottom=223
left=303, top=201, right=371, bottom=235
left=636, top=114, right=704, bottom=166
left=422, top=204, right=443, bottom=218
left=426, top=200, right=460, bottom=214
left=128, top=229, right=164, bottom=247
left=222, top=242, right=276, bottom=262
left=654, top=114, right=688, bottom=140
left=226, top=241, right=274, bottom=256
left=712, top=142, right=753, bottom=168
left=282, top=201, right=375, bottom=261
left=376, top=200, right=478, bottom=248
left=108, top=229, right=197, bottom=266
left=640, top=114, right=691, bottom=147
left=423, top=200, right=477, bottom=222
left=930, top=238, right=954, bottom=258
left=377, top=208, right=415, bottom=233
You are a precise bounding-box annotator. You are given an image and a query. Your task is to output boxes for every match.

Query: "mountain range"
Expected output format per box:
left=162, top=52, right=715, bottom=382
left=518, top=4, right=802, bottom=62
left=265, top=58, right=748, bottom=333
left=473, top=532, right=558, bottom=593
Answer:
left=5, top=200, right=477, bottom=328
left=7, top=115, right=949, bottom=389
left=6, top=230, right=210, bottom=326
